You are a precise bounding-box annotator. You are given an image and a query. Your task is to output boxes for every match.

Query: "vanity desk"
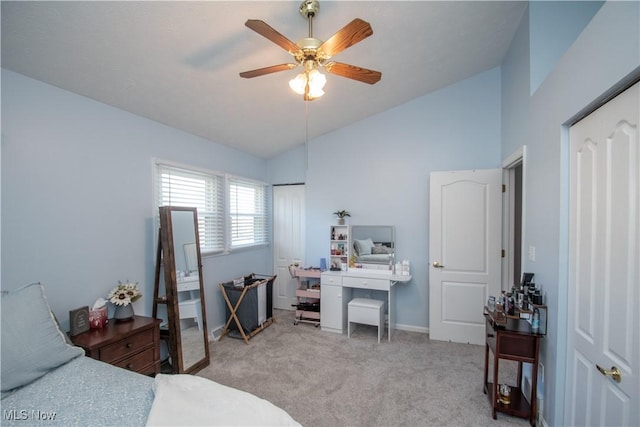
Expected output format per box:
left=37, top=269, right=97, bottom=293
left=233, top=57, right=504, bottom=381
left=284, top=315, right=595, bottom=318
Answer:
left=320, top=270, right=411, bottom=341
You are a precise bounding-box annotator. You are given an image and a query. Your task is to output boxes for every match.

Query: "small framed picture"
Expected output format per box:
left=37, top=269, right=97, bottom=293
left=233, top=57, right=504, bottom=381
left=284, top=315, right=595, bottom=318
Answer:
left=69, top=306, right=90, bottom=336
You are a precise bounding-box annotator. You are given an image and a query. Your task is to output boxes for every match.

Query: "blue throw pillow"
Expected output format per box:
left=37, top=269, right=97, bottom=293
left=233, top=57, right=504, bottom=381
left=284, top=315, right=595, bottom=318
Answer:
left=1, top=283, right=84, bottom=393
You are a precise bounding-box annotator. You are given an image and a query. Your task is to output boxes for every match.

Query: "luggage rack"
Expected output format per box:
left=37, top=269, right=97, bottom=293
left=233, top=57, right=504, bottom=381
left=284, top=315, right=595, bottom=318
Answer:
left=219, top=273, right=276, bottom=344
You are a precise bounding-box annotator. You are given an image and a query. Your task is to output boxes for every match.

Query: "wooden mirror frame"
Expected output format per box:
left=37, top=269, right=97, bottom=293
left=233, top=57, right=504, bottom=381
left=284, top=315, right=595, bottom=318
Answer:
left=157, top=206, right=210, bottom=374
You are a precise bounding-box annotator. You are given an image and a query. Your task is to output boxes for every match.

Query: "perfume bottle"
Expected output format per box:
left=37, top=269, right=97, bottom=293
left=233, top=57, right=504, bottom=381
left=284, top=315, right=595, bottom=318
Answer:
left=532, top=308, right=540, bottom=332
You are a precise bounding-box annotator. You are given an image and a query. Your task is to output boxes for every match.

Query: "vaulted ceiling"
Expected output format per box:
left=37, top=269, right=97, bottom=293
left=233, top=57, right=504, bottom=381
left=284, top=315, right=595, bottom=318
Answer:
left=1, top=1, right=527, bottom=158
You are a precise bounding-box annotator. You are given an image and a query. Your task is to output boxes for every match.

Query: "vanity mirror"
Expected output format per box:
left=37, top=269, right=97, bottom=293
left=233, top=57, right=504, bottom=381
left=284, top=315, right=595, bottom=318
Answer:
left=350, top=225, right=395, bottom=269
left=153, top=206, right=210, bottom=374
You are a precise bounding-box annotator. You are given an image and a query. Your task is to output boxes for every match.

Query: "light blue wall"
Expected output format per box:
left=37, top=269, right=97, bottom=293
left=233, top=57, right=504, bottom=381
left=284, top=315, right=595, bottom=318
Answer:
left=274, top=67, right=503, bottom=329
left=529, top=1, right=604, bottom=93
left=1, top=69, right=271, bottom=332
left=267, top=144, right=306, bottom=185
left=502, top=1, right=639, bottom=425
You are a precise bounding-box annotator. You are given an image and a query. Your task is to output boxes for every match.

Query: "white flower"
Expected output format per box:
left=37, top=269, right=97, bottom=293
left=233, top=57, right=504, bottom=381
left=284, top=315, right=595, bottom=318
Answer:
left=107, top=281, right=142, bottom=306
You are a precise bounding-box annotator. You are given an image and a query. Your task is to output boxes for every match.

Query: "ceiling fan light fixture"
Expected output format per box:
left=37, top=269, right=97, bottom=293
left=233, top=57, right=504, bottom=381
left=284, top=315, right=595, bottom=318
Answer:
left=289, top=73, right=307, bottom=95
left=240, top=0, right=381, bottom=100
left=289, top=69, right=326, bottom=99
left=308, top=85, right=325, bottom=99
left=307, top=69, right=326, bottom=97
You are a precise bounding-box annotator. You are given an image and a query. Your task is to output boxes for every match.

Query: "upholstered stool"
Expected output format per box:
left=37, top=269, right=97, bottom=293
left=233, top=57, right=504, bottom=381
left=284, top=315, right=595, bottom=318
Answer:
left=348, top=298, right=385, bottom=343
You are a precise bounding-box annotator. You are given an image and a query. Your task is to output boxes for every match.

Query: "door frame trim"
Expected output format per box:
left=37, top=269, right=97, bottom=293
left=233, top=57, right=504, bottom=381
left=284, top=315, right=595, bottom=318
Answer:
left=502, top=145, right=527, bottom=291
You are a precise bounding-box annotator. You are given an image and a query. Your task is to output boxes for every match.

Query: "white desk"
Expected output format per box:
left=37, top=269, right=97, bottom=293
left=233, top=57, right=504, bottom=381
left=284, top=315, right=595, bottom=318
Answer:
left=320, top=270, right=411, bottom=341
left=177, top=275, right=202, bottom=331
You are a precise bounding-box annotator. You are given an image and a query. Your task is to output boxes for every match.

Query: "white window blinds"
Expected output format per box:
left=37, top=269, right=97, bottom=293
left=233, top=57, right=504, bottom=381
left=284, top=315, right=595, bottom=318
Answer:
left=228, top=176, right=269, bottom=249
left=155, top=163, right=224, bottom=253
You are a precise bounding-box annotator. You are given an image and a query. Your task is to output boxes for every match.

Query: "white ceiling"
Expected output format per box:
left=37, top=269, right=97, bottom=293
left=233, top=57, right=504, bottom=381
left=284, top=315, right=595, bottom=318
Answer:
left=1, top=1, right=527, bottom=159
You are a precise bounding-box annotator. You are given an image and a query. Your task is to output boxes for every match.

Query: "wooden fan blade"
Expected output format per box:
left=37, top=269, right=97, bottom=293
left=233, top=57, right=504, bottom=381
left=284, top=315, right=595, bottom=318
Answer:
left=240, top=63, right=298, bottom=78
left=325, top=62, right=381, bottom=85
left=245, top=20, right=302, bottom=55
left=318, top=18, right=373, bottom=58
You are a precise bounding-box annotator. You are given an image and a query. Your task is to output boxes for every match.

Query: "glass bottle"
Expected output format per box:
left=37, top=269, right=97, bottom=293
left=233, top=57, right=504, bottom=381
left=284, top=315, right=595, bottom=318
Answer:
left=532, top=308, right=540, bottom=332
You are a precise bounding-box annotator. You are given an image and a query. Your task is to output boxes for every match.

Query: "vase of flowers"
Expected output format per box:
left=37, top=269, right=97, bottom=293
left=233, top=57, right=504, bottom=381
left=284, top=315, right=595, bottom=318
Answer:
left=333, top=210, right=351, bottom=225
left=108, top=281, right=142, bottom=322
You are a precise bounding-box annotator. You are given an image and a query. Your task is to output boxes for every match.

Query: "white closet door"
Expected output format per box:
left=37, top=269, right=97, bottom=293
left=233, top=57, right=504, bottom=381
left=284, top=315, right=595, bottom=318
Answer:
left=565, top=82, right=639, bottom=426
left=273, top=185, right=305, bottom=310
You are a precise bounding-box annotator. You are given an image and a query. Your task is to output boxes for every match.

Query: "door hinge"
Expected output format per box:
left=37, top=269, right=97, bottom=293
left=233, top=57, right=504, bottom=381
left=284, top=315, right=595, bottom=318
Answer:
left=501, top=249, right=505, bottom=258
left=502, top=184, right=506, bottom=193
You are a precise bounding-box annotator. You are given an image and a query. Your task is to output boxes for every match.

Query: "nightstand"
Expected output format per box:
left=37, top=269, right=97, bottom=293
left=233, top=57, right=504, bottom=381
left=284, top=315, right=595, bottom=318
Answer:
left=70, top=315, right=161, bottom=375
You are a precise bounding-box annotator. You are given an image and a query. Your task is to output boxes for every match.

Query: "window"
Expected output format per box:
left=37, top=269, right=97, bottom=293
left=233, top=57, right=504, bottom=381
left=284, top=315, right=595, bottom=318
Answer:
left=154, top=160, right=269, bottom=254
left=229, top=176, right=269, bottom=249
left=155, top=162, right=225, bottom=253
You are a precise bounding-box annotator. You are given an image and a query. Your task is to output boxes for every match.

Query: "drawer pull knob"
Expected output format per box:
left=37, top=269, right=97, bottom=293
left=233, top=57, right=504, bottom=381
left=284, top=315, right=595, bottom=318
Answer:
left=127, top=364, right=133, bottom=369
left=487, top=333, right=494, bottom=338
left=126, top=343, right=133, bottom=349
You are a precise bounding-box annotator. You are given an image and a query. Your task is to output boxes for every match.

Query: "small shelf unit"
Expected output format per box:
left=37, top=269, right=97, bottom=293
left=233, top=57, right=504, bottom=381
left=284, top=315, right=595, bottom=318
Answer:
left=329, top=225, right=349, bottom=271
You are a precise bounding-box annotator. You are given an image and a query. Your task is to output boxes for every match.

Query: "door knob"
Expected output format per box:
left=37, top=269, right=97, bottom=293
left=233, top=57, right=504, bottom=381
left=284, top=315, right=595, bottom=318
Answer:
left=432, top=261, right=445, bottom=268
left=596, top=364, right=622, bottom=383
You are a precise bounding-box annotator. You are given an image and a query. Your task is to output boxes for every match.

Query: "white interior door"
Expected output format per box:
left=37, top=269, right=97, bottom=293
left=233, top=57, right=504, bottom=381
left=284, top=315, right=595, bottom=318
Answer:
left=273, top=185, right=305, bottom=310
left=429, top=169, right=502, bottom=345
left=565, top=82, right=639, bottom=426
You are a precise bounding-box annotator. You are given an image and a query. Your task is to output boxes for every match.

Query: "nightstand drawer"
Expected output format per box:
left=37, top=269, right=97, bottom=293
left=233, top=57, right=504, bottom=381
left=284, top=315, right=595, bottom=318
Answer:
left=100, top=328, right=154, bottom=363
left=497, top=333, right=537, bottom=360
left=113, top=347, right=155, bottom=372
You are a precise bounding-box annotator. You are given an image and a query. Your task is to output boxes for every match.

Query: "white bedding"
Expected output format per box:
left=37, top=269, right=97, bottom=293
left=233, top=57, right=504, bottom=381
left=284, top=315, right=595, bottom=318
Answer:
left=146, top=374, right=300, bottom=427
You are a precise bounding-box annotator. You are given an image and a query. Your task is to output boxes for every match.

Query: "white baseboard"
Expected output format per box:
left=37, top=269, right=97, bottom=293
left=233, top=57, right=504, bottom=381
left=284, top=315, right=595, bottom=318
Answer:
left=394, top=323, right=429, bottom=334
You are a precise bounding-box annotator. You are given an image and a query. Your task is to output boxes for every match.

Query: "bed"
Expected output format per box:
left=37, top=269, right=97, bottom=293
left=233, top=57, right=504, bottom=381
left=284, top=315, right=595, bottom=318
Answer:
left=1, top=283, right=300, bottom=426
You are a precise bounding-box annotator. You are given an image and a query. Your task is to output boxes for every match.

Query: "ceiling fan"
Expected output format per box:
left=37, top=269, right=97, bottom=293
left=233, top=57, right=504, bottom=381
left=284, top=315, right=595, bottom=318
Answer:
left=239, top=0, right=382, bottom=101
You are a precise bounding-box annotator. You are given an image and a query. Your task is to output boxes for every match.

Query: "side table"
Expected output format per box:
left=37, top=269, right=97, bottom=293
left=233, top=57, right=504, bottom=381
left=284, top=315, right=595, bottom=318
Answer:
left=70, top=315, right=161, bottom=375
left=483, top=310, right=542, bottom=426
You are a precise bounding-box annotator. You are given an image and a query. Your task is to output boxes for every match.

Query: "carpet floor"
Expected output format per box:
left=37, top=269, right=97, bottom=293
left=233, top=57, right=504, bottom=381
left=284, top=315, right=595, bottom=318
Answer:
left=197, top=309, right=532, bottom=427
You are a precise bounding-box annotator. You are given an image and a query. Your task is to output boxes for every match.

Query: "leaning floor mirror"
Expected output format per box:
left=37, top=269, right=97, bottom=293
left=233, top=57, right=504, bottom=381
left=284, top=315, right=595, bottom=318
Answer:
left=155, top=206, right=210, bottom=374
